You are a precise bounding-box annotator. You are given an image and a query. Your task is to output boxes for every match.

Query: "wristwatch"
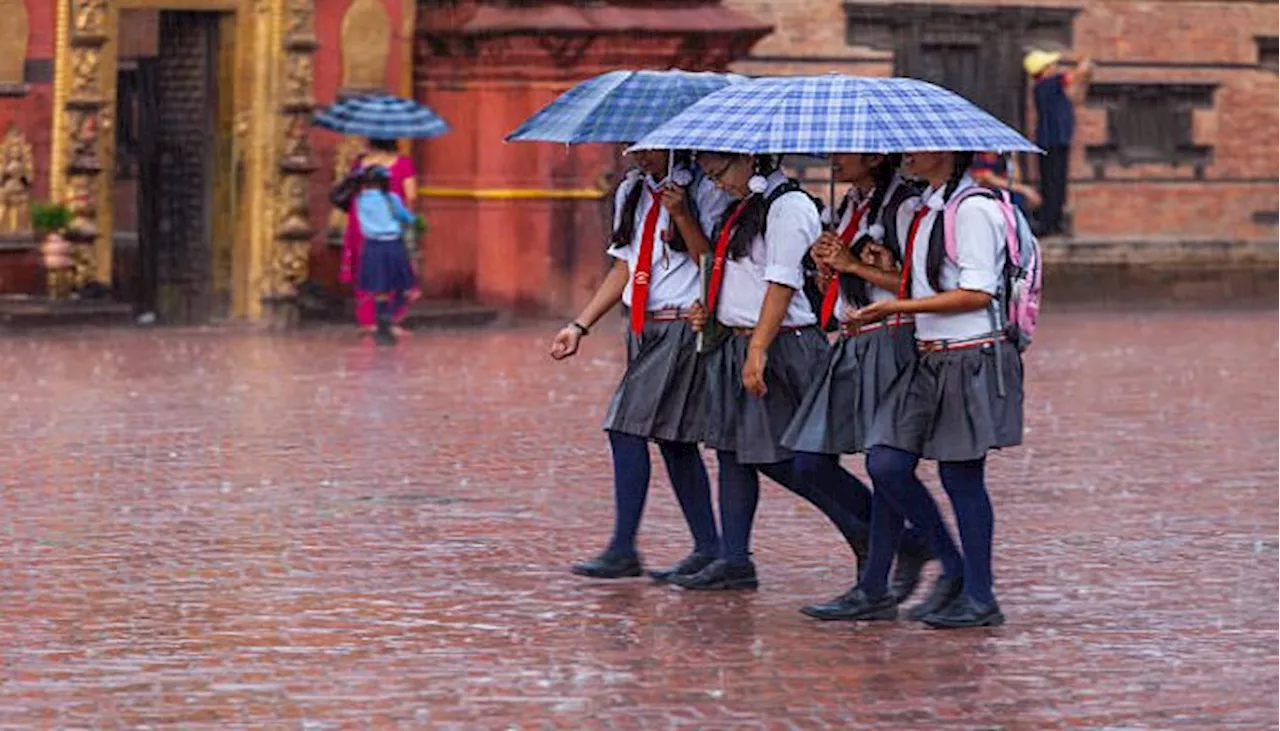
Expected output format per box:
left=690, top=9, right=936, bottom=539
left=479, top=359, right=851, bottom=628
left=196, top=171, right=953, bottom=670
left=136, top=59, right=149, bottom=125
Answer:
left=570, top=321, right=590, bottom=336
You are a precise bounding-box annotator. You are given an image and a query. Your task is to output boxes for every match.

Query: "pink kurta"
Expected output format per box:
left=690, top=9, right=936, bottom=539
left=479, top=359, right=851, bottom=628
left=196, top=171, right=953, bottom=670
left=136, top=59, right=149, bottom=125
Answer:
left=340, top=154, right=421, bottom=327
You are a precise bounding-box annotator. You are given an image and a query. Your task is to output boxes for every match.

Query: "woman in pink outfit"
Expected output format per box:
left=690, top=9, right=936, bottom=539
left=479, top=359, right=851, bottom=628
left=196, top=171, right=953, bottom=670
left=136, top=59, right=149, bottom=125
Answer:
left=340, top=137, right=422, bottom=333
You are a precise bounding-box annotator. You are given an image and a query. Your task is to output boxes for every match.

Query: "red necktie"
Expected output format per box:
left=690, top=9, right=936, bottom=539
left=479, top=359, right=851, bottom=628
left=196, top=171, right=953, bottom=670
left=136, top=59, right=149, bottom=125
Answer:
left=897, top=205, right=931, bottom=301
left=892, top=205, right=932, bottom=328
left=629, top=187, right=664, bottom=334
left=704, top=198, right=753, bottom=318
left=818, top=200, right=870, bottom=329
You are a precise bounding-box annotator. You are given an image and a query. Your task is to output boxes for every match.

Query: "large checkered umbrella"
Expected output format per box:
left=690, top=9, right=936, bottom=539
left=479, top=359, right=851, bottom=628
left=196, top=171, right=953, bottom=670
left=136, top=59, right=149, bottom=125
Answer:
left=505, top=69, right=745, bottom=145
left=629, top=75, right=1040, bottom=155
left=313, top=94, right=450, bottom=140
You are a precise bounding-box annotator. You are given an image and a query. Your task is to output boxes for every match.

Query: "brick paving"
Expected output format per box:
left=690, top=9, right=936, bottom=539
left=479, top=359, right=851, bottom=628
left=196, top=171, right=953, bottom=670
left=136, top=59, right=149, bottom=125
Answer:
left=0, top=311, right=1275, bottom=729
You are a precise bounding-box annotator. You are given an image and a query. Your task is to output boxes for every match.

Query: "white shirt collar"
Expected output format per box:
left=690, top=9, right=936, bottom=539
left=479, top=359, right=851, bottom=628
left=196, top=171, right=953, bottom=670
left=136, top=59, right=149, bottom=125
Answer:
left=922, top=173, right=978, bottom=211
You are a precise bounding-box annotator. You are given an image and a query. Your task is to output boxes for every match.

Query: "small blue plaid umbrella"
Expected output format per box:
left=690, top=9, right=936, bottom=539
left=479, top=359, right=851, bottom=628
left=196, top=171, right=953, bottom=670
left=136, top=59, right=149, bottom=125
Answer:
left=505, top=69, right=745, bottom=145
left=313, top=94, right=450, bottom=140
left=629, top=75, right=1039, bottom=155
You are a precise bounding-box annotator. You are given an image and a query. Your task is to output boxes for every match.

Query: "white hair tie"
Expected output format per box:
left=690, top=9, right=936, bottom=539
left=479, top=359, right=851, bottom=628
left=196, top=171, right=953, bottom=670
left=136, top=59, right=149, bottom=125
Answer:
left=925, top=196, right=946, bottom=212
left=866, top=223, right=885, bottom=242
left=747, top=175, right=768, bottom=194
left=670, top=167, right=694, bottom=187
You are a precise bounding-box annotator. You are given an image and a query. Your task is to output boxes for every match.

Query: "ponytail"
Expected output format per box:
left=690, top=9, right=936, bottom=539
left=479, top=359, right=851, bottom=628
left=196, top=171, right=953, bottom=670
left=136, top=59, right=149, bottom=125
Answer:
left=842, top=154, right=903, bottom=308
left=722, top=154, right=780, bottom=261
left=608, top=171, right=646, bottom=251
left=609, top=150, right=699, bottom=253
left=924, top=151, right=975, bottom=292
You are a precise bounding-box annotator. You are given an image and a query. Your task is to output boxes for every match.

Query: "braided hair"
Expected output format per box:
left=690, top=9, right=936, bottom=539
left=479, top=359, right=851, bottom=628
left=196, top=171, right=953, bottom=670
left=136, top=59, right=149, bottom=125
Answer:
left=924, top=151, right=976, bottom=292
left=721, top=154, right=781, bottom=261
left=609, top=150, right=696, bottom=253
left=843, top=154, right=903, bottom=307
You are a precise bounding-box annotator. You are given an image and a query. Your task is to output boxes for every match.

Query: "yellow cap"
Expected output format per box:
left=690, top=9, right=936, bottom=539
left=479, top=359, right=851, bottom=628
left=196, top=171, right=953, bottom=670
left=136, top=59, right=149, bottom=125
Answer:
left=1023, top=49, right=1062, bottom=76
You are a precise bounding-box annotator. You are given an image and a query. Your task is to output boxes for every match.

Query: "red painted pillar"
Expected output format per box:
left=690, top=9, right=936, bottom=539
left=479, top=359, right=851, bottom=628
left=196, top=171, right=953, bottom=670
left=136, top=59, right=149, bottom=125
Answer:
left=413, top=0, right=770, bottom=316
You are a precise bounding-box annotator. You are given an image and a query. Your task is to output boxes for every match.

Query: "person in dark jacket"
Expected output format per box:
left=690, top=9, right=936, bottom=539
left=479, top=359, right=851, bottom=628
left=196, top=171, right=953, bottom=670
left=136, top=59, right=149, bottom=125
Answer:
left=1025, top=49, right=1092, bottom=237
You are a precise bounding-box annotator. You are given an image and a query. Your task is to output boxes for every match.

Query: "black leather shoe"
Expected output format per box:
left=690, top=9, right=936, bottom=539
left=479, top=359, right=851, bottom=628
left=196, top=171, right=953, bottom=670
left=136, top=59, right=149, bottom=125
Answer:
left=889, top=546, right=933, bottom=605
left=649, top=552, right=716, bottom=584
left=905, top=576, right=964, bottom=621
left=373, top=319, right=397, bottom=347
left=571, top=552, right=643, bottom=579
left=671, top=559, right=758, bottom=591
left=921, top=594, right=1005, bottom=629
left=801, top=586, right=898, bottom=621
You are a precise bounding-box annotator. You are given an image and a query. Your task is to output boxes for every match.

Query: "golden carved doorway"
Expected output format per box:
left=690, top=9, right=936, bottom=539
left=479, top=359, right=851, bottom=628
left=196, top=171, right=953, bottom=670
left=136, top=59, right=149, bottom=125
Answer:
left=51, top=0, right=318, bottom=323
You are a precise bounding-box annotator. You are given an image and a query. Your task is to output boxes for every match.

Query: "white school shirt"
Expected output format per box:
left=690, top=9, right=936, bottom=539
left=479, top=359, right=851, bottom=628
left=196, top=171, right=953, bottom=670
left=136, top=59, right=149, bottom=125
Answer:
left=716, top=171, right=821, bottom=329
left=831, top=179, right=905, bottom=323
left=900, top=174, right=1008, bottom=342
left=609, top=172, right=731, bottom=311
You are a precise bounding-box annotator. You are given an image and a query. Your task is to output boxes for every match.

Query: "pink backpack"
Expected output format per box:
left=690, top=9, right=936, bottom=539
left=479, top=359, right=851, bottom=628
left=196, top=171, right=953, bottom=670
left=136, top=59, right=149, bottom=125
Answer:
left=941, top=187, right=1043, bottom=352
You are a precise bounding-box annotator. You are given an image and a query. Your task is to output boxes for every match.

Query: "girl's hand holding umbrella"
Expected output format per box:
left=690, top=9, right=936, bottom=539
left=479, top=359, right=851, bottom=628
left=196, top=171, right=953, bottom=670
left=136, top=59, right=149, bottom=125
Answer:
left=686, top=300, right=708, bottom=333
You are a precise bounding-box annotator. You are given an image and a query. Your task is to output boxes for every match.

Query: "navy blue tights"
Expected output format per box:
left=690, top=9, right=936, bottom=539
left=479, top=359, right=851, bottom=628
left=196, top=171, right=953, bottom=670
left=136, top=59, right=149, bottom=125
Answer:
left=373, top=292, right=406, bottom=322
left=605, top=431, right=719, bottom=558
left=792, top=452, right=932, bottom=559
left=717, top=450, right=878, bottom=564
left=863, top=445, right=995, bottom=604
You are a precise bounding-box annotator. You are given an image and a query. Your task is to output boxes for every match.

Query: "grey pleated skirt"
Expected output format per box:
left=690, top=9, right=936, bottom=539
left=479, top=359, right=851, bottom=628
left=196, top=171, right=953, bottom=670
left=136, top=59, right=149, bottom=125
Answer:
left=601, top=318, right=706, bottom=444
left=867, top=338, right=1024, bottom=463
left=703, top=327, right=829, bottom=465
left=781, top=322, right=917, bottom=455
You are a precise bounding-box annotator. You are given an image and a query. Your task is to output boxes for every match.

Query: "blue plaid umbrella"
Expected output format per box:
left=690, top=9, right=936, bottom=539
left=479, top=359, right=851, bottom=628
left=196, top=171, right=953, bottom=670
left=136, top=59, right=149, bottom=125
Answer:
left=505, top=69, right=745, bottom=144
left=630, top=75, right=1039, bottom=154
left=313, top=94, right=450, bottom=140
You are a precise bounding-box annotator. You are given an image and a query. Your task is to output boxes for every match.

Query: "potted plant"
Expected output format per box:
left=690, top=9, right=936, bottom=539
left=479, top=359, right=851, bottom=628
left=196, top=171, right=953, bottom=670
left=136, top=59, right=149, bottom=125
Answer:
left=31, top=201, right=74, bottom=299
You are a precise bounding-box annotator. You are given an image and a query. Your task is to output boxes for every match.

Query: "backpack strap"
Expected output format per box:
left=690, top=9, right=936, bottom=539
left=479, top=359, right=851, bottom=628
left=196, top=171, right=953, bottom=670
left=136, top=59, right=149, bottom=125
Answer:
left=878, top=179, right=922, bottom=261
left=941, top=186, right=1020, bottom=267
left=761, top=179, right=819, bottom=236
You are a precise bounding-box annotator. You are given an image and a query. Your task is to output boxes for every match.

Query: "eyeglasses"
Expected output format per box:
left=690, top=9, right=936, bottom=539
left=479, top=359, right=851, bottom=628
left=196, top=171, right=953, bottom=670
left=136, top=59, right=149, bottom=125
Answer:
left=702, top=158, right=736, bottom=184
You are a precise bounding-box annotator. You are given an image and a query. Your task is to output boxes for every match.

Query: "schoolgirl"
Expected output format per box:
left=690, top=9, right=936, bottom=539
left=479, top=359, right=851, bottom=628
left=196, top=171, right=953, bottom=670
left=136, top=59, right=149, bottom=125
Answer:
left=836, top=150, right=1024, bottom=628
left=779, top=153, right=934, bottom=618
left=675, top=153, right=878, bottom=591
left=353, top=165, right=418, bottom=346
left=550, top=148, right=729, bottom=583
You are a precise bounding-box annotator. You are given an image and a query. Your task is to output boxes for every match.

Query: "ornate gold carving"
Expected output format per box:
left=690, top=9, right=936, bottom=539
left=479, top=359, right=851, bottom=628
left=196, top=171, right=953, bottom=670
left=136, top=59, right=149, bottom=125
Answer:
left=276, top=174, right=311, bottom=241
left=66, top=109, right=102, bottom=173
left=69, top=48, right=103, bottom=103
left=72, top=0, right=108, bottom=41
left=283, top=54, right=315, bottom=112
left=280, top=115, right=316, bottom=173
left=0, top=126, right=33, bottom=234
left=341, top=0, right=391, bottom=93
left=327, top=137, right=365, bottom=236
left=0, top=0, right=28, bottom=87
left=284, top=0, right=315, bottom=40
left=57, top=0, right=109, bottom=290
left=266, top=0, right=321, bottom=307
left=64, top=174, right=98, bottom=240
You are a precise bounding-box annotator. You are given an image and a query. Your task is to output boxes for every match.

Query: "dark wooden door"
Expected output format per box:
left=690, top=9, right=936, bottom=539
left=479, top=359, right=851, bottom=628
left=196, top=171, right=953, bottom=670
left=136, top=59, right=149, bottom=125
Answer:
left=899, top=32, right=1025, bottom=132
left=135, top=58, right=161, bottom=317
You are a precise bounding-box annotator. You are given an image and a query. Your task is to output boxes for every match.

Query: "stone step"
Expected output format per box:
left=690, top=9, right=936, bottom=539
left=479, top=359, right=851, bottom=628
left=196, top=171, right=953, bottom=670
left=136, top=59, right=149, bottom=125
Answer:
left=0, top=296, right=136, bottom=329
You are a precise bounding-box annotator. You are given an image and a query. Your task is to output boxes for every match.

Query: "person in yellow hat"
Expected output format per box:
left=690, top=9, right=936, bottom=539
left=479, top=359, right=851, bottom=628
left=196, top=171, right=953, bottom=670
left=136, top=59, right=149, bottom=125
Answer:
left=1025, top=49, right=1092, bottom=236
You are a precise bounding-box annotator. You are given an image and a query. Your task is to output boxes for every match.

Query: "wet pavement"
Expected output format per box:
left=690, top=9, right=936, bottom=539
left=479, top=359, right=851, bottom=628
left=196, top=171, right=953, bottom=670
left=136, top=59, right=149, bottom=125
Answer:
left=0, top=311, right=1276, bottom=729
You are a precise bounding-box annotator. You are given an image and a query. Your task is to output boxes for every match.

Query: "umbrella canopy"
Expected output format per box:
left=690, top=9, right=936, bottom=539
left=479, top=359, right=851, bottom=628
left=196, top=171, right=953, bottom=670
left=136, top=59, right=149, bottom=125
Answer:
left=313, top=94, right=450, bottom=140
left=629, top=75, right=1039, bottom=155
left=505, top=69, right=745, bottom=145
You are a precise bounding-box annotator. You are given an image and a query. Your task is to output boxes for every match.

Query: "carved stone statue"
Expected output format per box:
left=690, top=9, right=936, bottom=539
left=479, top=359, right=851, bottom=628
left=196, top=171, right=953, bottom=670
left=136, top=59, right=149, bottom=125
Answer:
left=0, top=126, right=33, bottom=234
